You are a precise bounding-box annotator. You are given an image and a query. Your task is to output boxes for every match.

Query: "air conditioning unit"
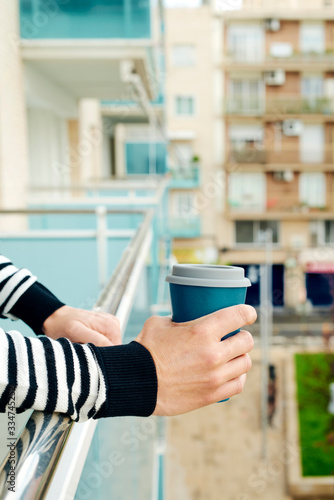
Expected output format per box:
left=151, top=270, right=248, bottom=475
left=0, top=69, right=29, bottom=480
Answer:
left=282, top=119, right=303, bottom=137
left=264, top=70, right=285, bottom=86
left=265, top=19, right=281, bottom=32
left=273, top=170, right=294, bottom=183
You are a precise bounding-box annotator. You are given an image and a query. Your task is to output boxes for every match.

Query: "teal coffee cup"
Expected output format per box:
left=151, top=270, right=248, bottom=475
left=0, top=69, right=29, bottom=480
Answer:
left=165, top=264, right=251, bottom=401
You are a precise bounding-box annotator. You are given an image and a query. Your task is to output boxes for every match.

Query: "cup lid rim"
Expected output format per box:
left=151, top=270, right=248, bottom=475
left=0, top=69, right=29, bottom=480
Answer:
left=165, top=264, right=251, bottom=288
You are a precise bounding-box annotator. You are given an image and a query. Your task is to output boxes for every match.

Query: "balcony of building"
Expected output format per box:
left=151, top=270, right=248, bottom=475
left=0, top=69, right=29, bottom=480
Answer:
left=226, top=171, right=334, bottom=220
left=217, top=0, right=334, bottom=20
left=227, top=145, right=334, bottom=171
left=19, top=0, right=164, bottom=104
left=0, top=178, right=170, bottom=499
left=225, top=95, right=334, bottom=119
left=168, top=164, right=201, bottom=189
left=224, top=51, right=334, bottom=71
left=168, top=216, right=201, bottom=239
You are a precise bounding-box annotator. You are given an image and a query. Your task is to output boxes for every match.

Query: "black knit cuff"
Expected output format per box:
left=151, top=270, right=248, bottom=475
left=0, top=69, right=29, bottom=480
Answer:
left=10, top=282, right=65, bottom=335
left=94, top=341, right=158, bottom=418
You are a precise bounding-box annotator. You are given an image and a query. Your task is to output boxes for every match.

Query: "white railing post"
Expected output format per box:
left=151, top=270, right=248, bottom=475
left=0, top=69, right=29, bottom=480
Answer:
left=96, top=205, right=108, bottom=290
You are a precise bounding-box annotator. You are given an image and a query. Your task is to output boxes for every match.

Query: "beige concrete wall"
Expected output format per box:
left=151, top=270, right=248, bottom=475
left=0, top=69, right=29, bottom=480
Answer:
left=242, top=0, right=329, bottom=9
left=281, top=220, right=310, bottom=248
left=0, top=0, right=29, bottom=217
left=267, top=172, right=300, bottom=212
left=165, top=6, right=218, bottom=240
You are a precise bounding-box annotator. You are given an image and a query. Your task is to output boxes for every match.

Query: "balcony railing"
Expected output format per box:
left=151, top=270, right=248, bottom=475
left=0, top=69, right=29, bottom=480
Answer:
left=241, top=0, right=334, bottom=8
left=225, top=51, right=334, bottom=66
left=227, top=146, right=334, bottom=166
left=266, top=96, right=334, bottom=115
left=20, top=0, right=152, bottom=39
left=0, top=180, right=170, bottom=499
left=168, top=216, right=201, bottom=238
left=229, top=148, right=267, bottom=164
left=228, top=191, right=334, bottom=215
left=225, top=96, right=334, bottom=116
left=225, top=98, right=264, bottom=115
left=168, top=165, right=201, bottom=189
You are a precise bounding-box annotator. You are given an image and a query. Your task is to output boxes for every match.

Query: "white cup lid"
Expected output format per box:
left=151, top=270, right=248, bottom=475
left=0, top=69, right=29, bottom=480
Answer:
left=165, top=264, right=251, bottom=288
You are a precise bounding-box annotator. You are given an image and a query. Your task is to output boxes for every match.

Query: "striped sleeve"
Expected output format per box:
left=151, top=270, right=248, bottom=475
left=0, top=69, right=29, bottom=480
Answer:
left=0, top=255, right=64, bottom=334
left=0, top=328, right=158, bottom=422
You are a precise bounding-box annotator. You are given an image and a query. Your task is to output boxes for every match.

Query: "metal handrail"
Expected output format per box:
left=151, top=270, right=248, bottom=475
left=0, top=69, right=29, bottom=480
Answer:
left=28, top=178, right=165, bottom=192
left=0, top=208, right=147, bottom=215
left=0, top=208, right=156, bottom=499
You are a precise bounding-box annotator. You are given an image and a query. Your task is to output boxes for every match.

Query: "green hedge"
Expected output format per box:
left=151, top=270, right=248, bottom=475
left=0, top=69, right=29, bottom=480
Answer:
left=295, top=353, right=334, bottom=476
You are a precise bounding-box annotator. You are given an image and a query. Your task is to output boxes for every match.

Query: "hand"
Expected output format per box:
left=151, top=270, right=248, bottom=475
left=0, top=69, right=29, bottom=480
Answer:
left=42, top=305, right=121, bottom=346
left=135, top=304, right=256, bottom=416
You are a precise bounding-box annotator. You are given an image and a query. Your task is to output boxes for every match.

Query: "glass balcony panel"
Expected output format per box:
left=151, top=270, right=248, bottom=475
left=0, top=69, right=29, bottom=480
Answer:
left=126, top=143, right=167, bottom=175
left=229, top=148, right=266, bottom=164
left=168, top=216, right=201, bottom=238
left=20, top=0, right=151, bottom=39
left=74, top=265, right=164, bottom=499
left=169, top=165, right=201, bottom=188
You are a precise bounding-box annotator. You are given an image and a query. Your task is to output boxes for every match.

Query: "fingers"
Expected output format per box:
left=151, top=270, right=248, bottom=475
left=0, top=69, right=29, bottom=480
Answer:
left=70, top=327, right=114, bottom=347
left=219, top=330, right=254, bottom=363
left=221, top=352, right=252, bottom=381
left=202, top=353, right=251, bottom=405
left=215, top=373, right=247, bottom=402
left=90, top=313, right=122, bottom=345
left=196, top=305, right=257, bottom=341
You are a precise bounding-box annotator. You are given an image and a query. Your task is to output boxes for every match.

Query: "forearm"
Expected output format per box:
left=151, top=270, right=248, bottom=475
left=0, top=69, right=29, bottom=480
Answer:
left=0, top=255, right=64, bottom=334
left=0, top=328, right=157, bottom=422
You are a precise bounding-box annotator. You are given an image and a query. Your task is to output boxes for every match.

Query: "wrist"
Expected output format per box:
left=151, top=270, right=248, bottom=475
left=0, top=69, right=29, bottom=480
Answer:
left=10, top=281, right=65, bottom=335
left=42, top=305, right=70, bottom=336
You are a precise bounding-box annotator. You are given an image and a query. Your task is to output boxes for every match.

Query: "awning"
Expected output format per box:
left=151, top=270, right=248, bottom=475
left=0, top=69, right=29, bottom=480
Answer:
left=306, top=262, right=334, bottom=274
left=299, top=248, right=334, bottom=274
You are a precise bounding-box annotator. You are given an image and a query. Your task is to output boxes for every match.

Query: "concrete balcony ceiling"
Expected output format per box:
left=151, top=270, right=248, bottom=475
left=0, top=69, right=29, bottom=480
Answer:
left=22, top=40, right=155, bottom=104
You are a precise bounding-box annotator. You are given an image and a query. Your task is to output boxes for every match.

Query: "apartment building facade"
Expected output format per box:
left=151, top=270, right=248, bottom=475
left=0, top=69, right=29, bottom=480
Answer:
left=219, top=0, right=334, bottom=310
left=165, top=5, right=224, bottom=258
left=166, top=0, right=334, bottom=310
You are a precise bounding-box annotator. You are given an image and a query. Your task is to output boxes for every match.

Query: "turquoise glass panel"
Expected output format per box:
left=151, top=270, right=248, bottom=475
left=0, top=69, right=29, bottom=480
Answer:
left=125, top=143, right=167, bottom=175
left=20, top=0, right=151, bottom=39
left=168, top=216, right=201, bottom=238
left=74, top=266, right=164, bottom=500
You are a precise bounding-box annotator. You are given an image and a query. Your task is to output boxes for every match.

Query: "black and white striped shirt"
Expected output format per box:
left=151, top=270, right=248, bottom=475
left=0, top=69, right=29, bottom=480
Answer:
left=0, top=255, right=157, bottom=421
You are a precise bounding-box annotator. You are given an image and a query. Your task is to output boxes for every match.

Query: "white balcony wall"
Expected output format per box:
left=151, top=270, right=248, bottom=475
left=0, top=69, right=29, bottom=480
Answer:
left=27, top=108, right=70, bottom=189
left=0, top=0, right=29, bottom=220
left=78, top=99, right=103, bottom=184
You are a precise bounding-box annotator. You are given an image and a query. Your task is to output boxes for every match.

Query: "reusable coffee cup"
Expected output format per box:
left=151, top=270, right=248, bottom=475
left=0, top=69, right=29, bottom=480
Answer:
left=165, top=264, right=251, bottom=401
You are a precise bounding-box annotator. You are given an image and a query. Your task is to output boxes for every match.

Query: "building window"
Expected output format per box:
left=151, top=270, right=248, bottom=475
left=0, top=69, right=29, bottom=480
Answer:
left=301, top=75, right=324, bottom=98
left=325, top=220, right=334, bottom=244
left=175, top=96, right=195, bottom=116
left=235, top=220, right=279, bottom=245
left=310, top=220, right=334, bottom=245
left=301, top=75, right=324, bottom=111
left=171, top=45, right=196, bottom=66
left=228, top=172, right=266, bottom=211
left=228, top=124, right=264, bottom=163
left=170, top=142, right=194, bottom=168
left=228, top=79, right=264, bottom=114
left=300, top=22, right=325, bottom=54
left=172, top=192, right=196, bottom=218
left=299, top=172, right=326, bottom=208
left=300, top=124, right=324, bottom=163
left=228, top=23, right=264, bottom=62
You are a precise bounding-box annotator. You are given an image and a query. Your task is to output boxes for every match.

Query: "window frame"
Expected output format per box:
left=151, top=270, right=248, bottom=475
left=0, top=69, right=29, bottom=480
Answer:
left=299, top=171, right=326, bottom=208
left=234, top=220, right=281, bottom=248
left=174, top=95, right=196, bottom=117
left=300, top=22, right=325, bottom=54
